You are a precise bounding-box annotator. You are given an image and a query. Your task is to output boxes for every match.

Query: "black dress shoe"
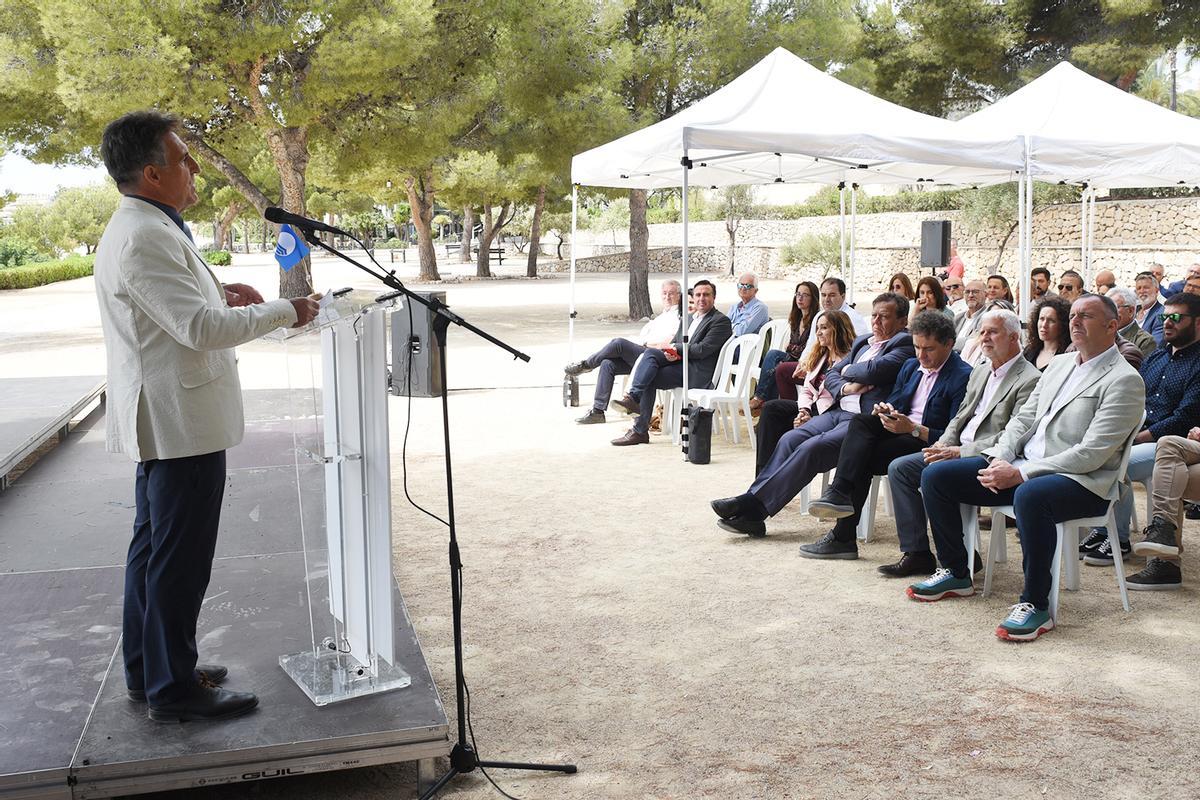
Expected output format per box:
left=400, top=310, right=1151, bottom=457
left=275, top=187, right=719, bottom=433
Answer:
left=128, top=664, right=228, bottom=703
left=717, top=517, right=766, bottom=537
left=809, top=489, right=855, bottom=519
left=710, top=496, right=744, bottom=520
left=564, top=360, right=592, bottom=376
left=612, top=394, right=640, bottom=415
left=877, top=551, right=937, bottom=578
left=576, top=409, right=606, bottom=425
left=148, top=683, right=258, bottom=722
left=611, top=429, right=649, bottom=446
left=799, top=530, right=858, bottom=560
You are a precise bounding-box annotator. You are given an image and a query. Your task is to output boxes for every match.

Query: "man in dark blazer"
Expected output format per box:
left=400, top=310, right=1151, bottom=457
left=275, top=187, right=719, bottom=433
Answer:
left=611, top=279, right=732, bottom=445
left=806, top=311, right=973, bottom=559
left=709, top=292, right=914, bottom=534
left=1134, top=271, right=1165, bottom=346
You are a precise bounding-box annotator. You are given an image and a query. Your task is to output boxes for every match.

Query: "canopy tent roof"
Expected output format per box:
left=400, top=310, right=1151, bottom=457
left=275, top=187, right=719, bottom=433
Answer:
left=571, top=48, right=1025, bottom=190
left=958, top=61, right=1200, bottom=188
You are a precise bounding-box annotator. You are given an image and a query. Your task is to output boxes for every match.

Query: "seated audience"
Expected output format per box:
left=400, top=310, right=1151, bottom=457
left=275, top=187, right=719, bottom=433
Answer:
left=749, top=281, right=817, bottom=410
left=610, top=280, right=732, bottom=446
left=1130, top=426, right=1200, bottom=590
left=753, top=311, right=856, bottom=473
left=805, top=312, right=972, bottom=560
left=728, top=272, right=769, bottom=336
left=1134, top=271, right=1165, bottom=345
left=910, top=276, right=955, bottom=324
left=953, top=280, right=986, bottom=351
left=1108, top=286, right=1157, bottom=358
left=566, top=280, right=682, bottom=424
left=889, top=272, right=916, bottom=301
left=1094, top=269, right=1117, bottom=294
left=879, top=309, right=1040, bottom=577
left=945, top=276, right=966, bottom=314
left=1057, top=270, right=1085, bottom=302
left=1083, top=292, right=1200, bottom=563
left=1023, top=296, right=1072, bottom=371
left=796, top=277, right=869, bottom=364
left=1185, top=272, right=1200, bottom=296
left=1031, top=267, right=1055, bottom=301
left=986, top=274, right=1014, bottom=304
left=708, top=293, right=914, bottom=537
left=910, top=295, right=1145, bottom=642
left=1165, top=263, right=1200, bottom=296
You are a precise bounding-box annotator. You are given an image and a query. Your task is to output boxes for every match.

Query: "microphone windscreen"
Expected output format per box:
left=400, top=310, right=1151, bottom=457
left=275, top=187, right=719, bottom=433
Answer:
left=264, top=206, right=287, bottom=224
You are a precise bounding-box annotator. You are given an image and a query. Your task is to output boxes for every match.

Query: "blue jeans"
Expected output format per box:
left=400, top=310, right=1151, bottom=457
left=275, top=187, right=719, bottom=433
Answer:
left=922, top=457, right=1109, bottom=610
left=1095, top=442, right=1156, bottom=542
left=753, top=349, right=790, bottom=401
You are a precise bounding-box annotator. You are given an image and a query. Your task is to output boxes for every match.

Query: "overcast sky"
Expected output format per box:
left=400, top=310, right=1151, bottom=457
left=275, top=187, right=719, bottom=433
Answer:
left=0, top=153, right=108, bottom=197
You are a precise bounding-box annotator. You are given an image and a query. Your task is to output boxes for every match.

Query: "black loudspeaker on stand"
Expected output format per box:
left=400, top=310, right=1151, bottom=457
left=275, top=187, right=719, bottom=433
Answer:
left=920, top=220, right=952, bottom=270
left=281, top=213, right=577, bottom=798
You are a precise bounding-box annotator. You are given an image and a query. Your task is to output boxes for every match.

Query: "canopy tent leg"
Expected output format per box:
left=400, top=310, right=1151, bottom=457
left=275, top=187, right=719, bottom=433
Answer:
left=1017, top=172, right=1026, bottom=318
left=569, top=185, right=578, bottom=360
left=849, top=184, right=858, bottom=304
left=1088, top=187, right=1098, bottom=278
left=1080, top=184, right=1089, bottom=284
left=1023, top=171, right=1034, bottom=319
left=838, top=183, right=847, bottom=276
left=680, top=156, right=691, bottom=462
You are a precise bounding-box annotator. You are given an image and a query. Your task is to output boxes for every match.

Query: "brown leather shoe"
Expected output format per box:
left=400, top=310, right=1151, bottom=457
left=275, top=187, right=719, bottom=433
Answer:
left=611, top=429, right=649, bottom=446
left=612, top=394, right=640, bottom=415
left=877, top=551, right=937, bottom=578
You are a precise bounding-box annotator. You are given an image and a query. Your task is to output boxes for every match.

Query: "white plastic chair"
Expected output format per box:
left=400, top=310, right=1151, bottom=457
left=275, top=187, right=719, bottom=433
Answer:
left=961, top=423, right=1140, bottom=621
left=688, top=333, right=763, bottom=447
left=758, top=319, right=791, bottom=360
left=855, top=475, right=896, bottom=542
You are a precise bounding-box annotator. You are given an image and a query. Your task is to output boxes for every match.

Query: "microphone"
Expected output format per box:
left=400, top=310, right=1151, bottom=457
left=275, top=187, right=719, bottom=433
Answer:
left=264, top=206, right=349, bottom=237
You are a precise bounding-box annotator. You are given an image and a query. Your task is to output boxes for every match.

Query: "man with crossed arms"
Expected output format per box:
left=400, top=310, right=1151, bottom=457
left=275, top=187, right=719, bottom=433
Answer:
left=910, top=295, right=1144, bottom=642
left=874, top=309, right=1040, bottom=578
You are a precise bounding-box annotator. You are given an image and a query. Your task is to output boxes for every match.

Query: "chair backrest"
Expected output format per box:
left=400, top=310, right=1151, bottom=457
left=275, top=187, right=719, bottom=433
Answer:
left=1115, top=411, right=1147, bottom=482
left=759, top=318, right=792, bottom=360
left=707, top=334, right=747, bottom=394
left=725, top=333, right=764, bottom=393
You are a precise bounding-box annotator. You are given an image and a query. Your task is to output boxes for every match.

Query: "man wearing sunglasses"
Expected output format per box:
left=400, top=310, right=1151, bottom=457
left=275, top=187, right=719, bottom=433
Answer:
left=1057, top=271, right=1085, bottom=302
left=1085, top=293, right=1200, bottom=583
left=727, top=272, right=769, bottom=337
left=944, top=277, right=966, bottom=314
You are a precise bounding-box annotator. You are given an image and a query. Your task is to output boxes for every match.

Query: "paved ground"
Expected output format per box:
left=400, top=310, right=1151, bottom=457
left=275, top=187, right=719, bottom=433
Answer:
left=2, top=255, right=1197, bottom=800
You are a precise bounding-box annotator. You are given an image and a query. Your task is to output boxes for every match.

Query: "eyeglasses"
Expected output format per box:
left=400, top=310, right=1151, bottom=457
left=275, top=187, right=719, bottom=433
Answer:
left=1163, top=312, right=1195, bottom=323
left=737, top=283, right=756, bottom=290
left=1057, top=284, right=1076, bottom=291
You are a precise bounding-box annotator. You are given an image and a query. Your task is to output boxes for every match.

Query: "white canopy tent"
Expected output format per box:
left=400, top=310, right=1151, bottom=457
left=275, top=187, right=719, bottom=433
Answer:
left=957, top=61, right=1200, bottom=301
left=567, top=47, right=1026, bottom=456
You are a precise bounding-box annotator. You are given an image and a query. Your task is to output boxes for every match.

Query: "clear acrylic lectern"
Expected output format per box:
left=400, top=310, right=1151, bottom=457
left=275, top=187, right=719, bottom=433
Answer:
left=267, top=291, right=411, bottom=705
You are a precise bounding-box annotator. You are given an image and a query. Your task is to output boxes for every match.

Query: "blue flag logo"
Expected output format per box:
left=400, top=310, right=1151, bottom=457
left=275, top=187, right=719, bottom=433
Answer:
left=274, top=224, right=310, bottom=271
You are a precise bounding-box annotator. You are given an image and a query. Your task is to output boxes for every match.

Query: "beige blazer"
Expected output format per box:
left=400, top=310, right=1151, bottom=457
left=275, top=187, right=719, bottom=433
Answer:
left=982, top=347, right=1145, bottom=500
left=94, top=196, right=297, bottom=461
left=937, top=356, right=1041, bottom=457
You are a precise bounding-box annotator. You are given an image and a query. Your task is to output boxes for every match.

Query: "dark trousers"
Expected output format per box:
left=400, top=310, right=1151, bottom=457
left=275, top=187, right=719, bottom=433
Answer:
left=921, top=457, right=1110, bottom=610
left=587, top=337, right=645, bottom=412
left=827, top=414, right=924, bottom=541
left=748, top=409, right=854, bottom=516
left=753, top=350, right=790, bottom=401
left=124, top=451, right=226, bottom=705
left=628, top=349, right=686, bottom=435
left=755, top=399, right=799, bottom=474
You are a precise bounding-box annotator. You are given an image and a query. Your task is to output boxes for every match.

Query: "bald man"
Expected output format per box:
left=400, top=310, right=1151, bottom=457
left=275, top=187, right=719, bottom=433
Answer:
left=1094, top=270, right=1117, bottom=295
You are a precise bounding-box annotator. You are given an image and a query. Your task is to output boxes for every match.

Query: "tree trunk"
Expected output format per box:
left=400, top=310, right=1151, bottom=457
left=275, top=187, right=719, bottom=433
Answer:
left=404, top=170, right=440, bottom=281
left=460, top=206, right=475, bottom=263
left=262, top=126, right=313, bottom=297
left=726, top=221, right=737, bottom=276
left=240, top=219, right=251, bottom=253
left=526, top=184, right=546, bottom=278
left=476, top=204, right=494, bottom=277
left=555, top=233, right=565, bottom=260
left=628, top=188, right=653, bottom=320
left=214, top=202, right=244, bottom=253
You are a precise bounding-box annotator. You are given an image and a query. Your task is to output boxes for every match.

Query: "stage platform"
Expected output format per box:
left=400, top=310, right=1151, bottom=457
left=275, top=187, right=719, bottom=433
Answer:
left=0, top=389, right=450, bottom=800
left=0, top=376, right=105, bottom=490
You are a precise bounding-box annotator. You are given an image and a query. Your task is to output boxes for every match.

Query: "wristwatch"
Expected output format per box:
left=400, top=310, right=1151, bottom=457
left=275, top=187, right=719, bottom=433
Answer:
left=910, top=425, right=921, bottom=439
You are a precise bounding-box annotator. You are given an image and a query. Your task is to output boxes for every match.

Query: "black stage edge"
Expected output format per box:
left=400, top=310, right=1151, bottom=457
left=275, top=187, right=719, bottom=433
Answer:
left=0, top=390, right=450, bottom=800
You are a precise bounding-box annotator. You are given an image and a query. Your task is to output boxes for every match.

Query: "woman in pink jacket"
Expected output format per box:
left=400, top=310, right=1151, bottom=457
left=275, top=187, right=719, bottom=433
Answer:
left=791, top=310, right=856, bottom=426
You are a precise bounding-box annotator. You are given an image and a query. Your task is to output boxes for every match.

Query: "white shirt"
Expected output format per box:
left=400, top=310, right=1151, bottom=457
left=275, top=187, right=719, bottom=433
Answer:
left=959, top=352, right=1023, bottom=446
left=839, top=338, right=886, bottom=415
left=638, top=305, right=681, bottom=345
left=949, top=299, right=968, bottom=315
left=1012, top=344, right=1117, bottom=474
left=799, top=301, right=870, bottom=363
left=687, top=309, right=711, bottom=338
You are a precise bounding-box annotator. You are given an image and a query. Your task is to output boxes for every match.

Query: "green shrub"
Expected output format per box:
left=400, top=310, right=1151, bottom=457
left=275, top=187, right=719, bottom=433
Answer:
left=380, top=237, right=406, bottom=249
left=0, top=254, right=95, bottom=289
left=205, top=249, right=232, bottom=266
left=0, top=238, right=43, bottom=268
left=779, top=232, right=841, bottom=277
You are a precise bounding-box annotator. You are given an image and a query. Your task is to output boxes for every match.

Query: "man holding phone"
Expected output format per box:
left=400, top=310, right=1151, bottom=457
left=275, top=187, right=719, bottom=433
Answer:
left=611, top=280, right=732, bottom=446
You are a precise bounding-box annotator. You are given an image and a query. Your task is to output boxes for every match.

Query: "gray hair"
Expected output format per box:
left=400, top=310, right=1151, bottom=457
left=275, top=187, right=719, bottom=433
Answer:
left=1107, top=286, right=1137, bottom=308
left=661, top=279, right=682, bottom=292
left=980, top=308, right=1021, bottom=336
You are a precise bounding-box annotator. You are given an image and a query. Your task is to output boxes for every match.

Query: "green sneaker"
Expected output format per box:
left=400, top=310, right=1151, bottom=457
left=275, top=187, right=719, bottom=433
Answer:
left=995, top=602, right=1054, bottom=641
left=906, top=568, right=974, bottom=602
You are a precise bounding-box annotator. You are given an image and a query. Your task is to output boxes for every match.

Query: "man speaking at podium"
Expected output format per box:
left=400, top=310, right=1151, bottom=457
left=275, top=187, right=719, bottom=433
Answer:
left=95, top=111, right=319, bottom=722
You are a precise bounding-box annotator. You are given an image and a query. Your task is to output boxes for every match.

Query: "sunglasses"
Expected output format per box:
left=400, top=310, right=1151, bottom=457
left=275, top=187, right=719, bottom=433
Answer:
left=737, top=283, right=756, bottom=290
left=1057, top=284, right=1076, bottom=291
left=1163, top=312, right=1195, bottom=323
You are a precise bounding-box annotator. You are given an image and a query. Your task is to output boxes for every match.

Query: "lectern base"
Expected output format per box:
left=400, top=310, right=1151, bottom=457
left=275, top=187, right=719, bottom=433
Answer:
left=280, top=650, right=412, bottom=706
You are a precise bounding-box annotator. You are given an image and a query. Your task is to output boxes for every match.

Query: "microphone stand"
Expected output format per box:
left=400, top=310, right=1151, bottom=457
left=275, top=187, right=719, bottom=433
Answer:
left=296, top=229, right=577, bottom=797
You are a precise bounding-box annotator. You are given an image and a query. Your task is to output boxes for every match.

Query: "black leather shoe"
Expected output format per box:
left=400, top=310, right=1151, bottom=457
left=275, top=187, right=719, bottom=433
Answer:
left=148, top=683, right=258, bottom=722
left=128, top=664, right=228, bottom=703
left=564, top=360, right=592, bottom=376
left=809, top=489, right=855, bottom=519
left=612, top=394, right=640, bottom=415
left=575, top=409, right=606, bottom=425
left=799, top=530, right=858, bottom=560
left=717, top=517, right=767, bottom=537
left=710, top=496, right=744, bottom=520
left=611, top=429, right=649, bottom=446
left=877, top=551, right=937, bottom=578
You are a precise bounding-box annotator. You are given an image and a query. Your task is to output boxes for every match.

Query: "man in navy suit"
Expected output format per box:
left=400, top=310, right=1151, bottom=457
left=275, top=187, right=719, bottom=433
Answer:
left=709, top=292, right=915, bottom=538
left=1134, top=271, right=1165, bottom=346
left=806, top=312, right=972, bottom=558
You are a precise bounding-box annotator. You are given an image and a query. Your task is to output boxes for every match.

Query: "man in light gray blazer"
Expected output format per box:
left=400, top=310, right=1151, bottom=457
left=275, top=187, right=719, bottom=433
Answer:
left=911, top=295, right=1145, bottom=642
left=880, top=309, right=1040, bottom=578
left=95, top=111, right=318, bottom=722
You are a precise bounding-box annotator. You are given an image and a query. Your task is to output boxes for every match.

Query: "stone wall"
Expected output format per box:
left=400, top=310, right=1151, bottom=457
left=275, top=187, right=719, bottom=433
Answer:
left=555, top=197, right=1200, bottom=296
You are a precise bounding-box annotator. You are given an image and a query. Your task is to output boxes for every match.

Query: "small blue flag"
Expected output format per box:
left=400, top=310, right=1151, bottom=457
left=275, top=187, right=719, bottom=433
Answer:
left=274, top=224, right=310, bottom=271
